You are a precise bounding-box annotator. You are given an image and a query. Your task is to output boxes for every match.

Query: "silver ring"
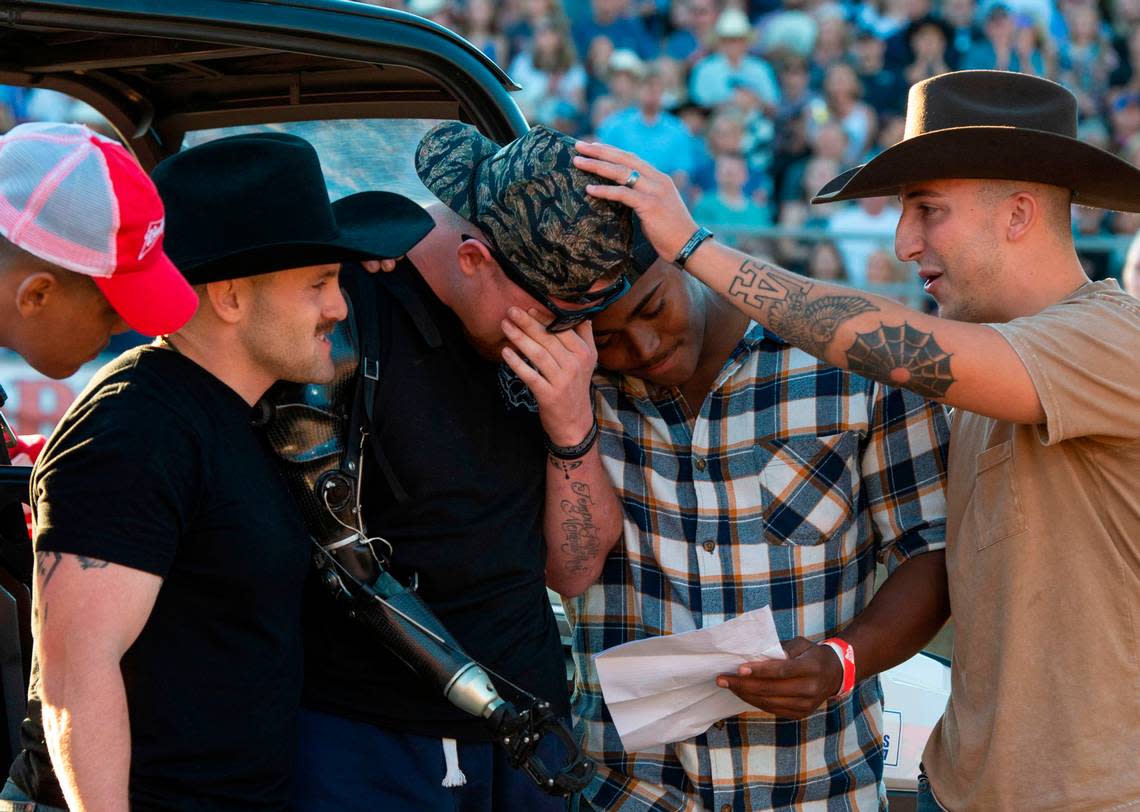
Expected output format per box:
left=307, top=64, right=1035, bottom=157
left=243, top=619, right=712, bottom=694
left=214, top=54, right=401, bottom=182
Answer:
left=622, top=169, right=640, bottom=189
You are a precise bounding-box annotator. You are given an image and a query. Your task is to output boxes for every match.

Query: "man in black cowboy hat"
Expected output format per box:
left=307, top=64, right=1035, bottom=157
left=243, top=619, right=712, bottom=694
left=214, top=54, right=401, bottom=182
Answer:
left=577, top=69, right=1140, bottom=811
left=291, top=122, right=630, bottom=810
left=2, top=132, right=432, bottom=812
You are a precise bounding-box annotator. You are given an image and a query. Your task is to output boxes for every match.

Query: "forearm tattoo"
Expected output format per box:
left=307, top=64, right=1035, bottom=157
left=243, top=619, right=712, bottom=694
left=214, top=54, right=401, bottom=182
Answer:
left=728, top=260, right=957, bottom=397
left=550, top=456, right=584, bottom=480
left=728, top=261, right=879, bottom=358
left=560, top=482, right=599, bottom=574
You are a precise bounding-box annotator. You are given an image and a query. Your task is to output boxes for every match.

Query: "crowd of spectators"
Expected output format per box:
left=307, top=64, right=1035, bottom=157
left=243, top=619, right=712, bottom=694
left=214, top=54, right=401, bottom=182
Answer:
left=4, top=0, right=1139, bottom=302
left=387, top=0, right=1140, bottom=301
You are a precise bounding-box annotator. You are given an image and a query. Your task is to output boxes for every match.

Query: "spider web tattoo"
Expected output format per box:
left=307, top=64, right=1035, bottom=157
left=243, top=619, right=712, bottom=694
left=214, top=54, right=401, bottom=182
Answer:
left=845, top=323, right=956, bottom=399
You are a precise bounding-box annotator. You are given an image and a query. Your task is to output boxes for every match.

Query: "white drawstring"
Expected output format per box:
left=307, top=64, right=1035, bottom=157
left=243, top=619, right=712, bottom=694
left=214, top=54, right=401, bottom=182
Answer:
left=441, top=737, right=466, bottom=787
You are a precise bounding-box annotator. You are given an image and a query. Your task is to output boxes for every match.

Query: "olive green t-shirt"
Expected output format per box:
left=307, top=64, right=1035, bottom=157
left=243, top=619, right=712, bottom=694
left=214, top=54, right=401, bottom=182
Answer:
left=923, top=280, right=1140, bottom=811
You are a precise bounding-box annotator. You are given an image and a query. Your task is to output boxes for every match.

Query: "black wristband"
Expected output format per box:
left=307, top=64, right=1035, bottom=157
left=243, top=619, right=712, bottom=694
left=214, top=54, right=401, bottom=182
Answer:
left=674, top=226, right=713, bottom=268
left=545, top=417, right=599, bottom=459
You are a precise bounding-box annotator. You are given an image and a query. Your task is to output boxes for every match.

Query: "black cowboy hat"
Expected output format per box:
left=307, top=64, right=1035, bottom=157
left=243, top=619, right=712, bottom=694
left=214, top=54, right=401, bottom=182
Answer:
left=152, top=132, right=435, bottom=284
left=812, top=70, right=1140, bottom=212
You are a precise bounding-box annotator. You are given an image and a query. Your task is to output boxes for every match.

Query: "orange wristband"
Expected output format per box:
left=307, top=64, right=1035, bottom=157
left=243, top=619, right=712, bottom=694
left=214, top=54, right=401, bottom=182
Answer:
left=823, top=638, right=856, bottom=698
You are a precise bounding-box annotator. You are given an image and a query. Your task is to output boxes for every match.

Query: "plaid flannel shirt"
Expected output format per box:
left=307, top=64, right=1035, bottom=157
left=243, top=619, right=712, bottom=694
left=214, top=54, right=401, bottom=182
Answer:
left=566, top=324, right=949, bottom=812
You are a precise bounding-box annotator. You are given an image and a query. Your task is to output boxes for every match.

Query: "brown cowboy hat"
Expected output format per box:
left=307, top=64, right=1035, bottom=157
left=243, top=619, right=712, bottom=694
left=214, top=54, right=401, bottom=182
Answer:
left=812, top=70, right=1140, bottom=212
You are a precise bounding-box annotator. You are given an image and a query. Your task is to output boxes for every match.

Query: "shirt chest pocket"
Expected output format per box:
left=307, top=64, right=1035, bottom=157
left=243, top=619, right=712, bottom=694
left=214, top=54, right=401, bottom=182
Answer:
left=754, top=432, right=858, bottom=546
left=969, top=440, right=1028, bottom=550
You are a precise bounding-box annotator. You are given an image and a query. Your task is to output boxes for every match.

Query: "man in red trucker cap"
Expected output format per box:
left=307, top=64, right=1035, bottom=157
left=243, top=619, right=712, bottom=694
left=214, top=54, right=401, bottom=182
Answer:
left=0, top=122, right=197, bottom=379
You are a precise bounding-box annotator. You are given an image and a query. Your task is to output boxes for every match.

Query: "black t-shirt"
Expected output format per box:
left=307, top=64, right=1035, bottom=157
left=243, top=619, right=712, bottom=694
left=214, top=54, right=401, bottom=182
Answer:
left=301, top=262, right=568, bottom=739
left=9, top=346, right=311, bottom=811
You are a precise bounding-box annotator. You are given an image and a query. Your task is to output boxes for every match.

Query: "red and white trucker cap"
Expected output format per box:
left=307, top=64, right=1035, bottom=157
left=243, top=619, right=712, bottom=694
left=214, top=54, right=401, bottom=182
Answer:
left=0, top=122, right=197, bottom=335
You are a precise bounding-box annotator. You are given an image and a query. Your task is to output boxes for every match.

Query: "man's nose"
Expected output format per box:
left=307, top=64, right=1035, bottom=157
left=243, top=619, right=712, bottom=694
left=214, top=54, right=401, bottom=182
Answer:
left=895, top=222, right=921, bottom=264
left=628, top=324, right=659, bottom=363
left=326, top=284, right=348, bottom=322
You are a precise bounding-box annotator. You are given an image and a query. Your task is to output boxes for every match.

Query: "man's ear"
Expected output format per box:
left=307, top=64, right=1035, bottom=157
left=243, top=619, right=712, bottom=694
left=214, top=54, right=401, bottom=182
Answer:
left=14, top=271, right=61, bottom=318
left=456, top=238, right=494, bottom=280
left=202, top=278, right=251, bottom=324
left=1006, top=191, right=1039, bottom=242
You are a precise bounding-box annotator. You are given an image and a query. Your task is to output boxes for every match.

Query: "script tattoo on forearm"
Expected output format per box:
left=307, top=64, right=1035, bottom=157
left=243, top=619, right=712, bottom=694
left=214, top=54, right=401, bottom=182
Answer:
left=845, top=323, right=957, bottom=399
left=728, top=261, right=880, bottom=358
left=560, top=482, right=599, bottom=574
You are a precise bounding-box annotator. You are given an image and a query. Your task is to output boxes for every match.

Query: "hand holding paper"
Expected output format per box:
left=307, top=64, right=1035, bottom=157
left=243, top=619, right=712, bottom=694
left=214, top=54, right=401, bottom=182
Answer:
left=593, top=606, right=785, bottom=751
left=716, top=636, right=845, bottom=719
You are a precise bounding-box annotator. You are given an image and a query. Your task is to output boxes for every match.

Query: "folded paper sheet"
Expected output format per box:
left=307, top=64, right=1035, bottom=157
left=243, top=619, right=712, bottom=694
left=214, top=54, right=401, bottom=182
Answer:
left=594, top=606, right=785, bottom=751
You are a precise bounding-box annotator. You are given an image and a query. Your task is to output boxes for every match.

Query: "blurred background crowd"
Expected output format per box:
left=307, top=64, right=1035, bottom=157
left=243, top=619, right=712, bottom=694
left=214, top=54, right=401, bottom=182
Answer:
left=353, top=0, right=1140, bottom=305
left=0, top=0, right=1137, bottom=409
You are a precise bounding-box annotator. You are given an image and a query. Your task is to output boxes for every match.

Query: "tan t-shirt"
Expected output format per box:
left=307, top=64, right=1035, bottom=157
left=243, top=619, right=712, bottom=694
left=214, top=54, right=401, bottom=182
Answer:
left=923, top=281, right=1140, bottom=812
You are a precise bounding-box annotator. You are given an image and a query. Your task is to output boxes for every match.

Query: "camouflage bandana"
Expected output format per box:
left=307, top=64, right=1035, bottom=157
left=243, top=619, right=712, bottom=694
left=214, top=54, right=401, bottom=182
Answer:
left=414, top=121, right=635, bottom=299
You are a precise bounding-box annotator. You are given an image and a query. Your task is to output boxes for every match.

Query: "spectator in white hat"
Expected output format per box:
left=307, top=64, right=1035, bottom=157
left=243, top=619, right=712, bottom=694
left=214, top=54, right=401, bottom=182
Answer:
left=689, top=8, right=780, bottom=110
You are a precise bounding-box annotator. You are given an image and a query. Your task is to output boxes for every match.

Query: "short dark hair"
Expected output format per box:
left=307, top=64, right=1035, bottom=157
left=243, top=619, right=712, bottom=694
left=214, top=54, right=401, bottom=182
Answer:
left=0, top=234, right=95, bottom=291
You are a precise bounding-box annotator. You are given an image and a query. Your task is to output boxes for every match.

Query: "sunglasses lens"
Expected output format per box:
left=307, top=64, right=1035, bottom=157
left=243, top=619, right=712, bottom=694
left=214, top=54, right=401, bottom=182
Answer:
left=464, top=234, right=630, bottom=333
left=543, top=276, right=630, bottom=332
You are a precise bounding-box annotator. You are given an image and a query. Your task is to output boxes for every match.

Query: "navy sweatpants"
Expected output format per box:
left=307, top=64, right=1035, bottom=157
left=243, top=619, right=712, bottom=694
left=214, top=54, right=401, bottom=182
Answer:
left=290, top=708, right=573, bottom=811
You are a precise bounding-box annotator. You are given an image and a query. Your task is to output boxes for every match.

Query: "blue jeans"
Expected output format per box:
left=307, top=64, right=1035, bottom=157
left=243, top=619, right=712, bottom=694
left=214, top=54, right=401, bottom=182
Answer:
left=0, top=780, right=66, bottom=812
left=290, top=708, right=572, bottom=812
left=916, top=770, right=945, bottom=812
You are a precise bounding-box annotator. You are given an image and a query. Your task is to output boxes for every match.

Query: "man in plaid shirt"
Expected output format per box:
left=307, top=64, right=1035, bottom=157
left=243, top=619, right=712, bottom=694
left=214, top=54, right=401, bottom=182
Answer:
left=562, top=249, right=950, bottom=811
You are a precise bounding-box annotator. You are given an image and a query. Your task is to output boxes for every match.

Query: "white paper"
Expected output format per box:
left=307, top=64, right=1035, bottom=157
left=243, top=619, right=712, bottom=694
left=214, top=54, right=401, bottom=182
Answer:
left=593, top=606, right=785, bottom=751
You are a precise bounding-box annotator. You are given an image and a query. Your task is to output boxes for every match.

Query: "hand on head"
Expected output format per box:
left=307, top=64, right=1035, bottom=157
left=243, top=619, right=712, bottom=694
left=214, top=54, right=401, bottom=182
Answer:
left=360, top=258, right=401, bottom=273
left=573, top=141, right=700, bottom=263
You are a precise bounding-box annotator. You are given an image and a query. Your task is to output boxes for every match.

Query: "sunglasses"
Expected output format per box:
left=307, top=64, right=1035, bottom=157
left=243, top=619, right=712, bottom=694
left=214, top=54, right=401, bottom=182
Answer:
left=462, top=234, right=631, bottom=332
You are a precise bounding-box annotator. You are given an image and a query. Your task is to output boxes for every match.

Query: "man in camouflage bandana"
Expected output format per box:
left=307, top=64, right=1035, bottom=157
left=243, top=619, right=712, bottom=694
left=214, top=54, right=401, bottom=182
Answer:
left=415, top=121, right=636, bottom=305
left=292, top=123, right=630, bottom=811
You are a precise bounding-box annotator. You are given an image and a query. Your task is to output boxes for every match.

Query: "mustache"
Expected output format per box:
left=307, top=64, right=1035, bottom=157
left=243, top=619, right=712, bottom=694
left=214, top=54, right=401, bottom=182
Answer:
left=315, top=321, right=339, bottom=336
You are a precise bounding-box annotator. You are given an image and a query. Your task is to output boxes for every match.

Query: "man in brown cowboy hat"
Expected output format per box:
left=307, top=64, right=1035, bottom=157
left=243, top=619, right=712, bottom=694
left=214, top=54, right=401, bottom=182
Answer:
left=575, top=69, right=1140, bottom=811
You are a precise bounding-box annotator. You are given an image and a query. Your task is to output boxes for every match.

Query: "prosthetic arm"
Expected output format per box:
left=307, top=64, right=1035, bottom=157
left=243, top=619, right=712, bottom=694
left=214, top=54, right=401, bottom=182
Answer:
left=256, top=300, right=594, bottom=796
